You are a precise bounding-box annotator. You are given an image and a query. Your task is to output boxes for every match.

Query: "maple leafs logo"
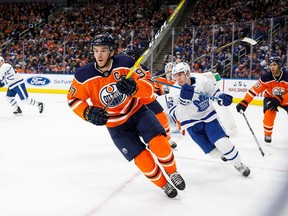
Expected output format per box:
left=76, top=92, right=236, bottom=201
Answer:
left=193, top=94, right=209, bottom=112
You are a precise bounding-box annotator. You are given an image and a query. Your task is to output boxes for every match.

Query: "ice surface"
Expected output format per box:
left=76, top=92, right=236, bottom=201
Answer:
left=0, top=93, right=287, bottom=216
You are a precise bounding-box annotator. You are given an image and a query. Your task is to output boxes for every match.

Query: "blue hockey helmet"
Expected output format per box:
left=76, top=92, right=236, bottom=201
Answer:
left=268, top=56, right=282, bottom=67
left=92, top=33, right=117, bottom=51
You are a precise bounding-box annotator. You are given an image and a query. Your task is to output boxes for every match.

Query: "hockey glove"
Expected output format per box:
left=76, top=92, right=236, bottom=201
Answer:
left=180, top=83, right=195, bottom=101
left=84, top=106, right=109, bottom=126
left=266, top=96, right=282, bottom=112
left=218, top=93, right=233, bottom=106
left=116, top=75, right=137, bottom=97
left=236, top=100, right=248, bottom=113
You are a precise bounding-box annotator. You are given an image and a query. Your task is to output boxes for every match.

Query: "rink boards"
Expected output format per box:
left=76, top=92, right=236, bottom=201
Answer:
left=0, top=74, right=263, bottom=105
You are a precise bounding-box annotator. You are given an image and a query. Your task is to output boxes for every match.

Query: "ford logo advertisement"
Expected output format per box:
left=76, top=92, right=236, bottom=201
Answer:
left=27, top=77, right=50, bottom=86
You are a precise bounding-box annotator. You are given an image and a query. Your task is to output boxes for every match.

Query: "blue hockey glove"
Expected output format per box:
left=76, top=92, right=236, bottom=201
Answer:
left=218, top=93, right=233, bottom=106
left=266, top=96, right=282, bottom=112
left=236, top=100, right=248, bottom=112
left=84, top=106, right=109, bottom=126
left=180, top=83, right=195, bottom=101
left=271, top=96, right=283, bottom=106
left=116, top=75, right=137, bottom=96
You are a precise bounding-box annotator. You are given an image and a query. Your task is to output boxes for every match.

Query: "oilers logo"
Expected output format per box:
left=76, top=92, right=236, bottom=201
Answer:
left=100, top=83, right=126, bottom=107
left=272, top=87, right=286, bottom=96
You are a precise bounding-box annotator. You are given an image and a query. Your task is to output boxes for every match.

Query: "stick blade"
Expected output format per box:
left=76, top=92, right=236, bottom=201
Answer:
left=260, top=148, right=265, bottom=157
left=242, top=37, right=257, bottom=45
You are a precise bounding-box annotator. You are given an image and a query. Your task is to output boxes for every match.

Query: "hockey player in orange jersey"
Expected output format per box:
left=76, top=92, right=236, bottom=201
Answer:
left=236, top=56, right=288, bottom=143
left=121, top=48, right=178, bottom=149
left=67, top=33, right=185, bottom=198
left=142, top=72, right=178, bottom=149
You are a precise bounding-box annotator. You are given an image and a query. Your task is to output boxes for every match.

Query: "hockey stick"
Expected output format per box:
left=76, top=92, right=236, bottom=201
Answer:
left=241, top=112, right=265, bottom=157
left=193, top=37, right=257, bottom=62
left=153, top=79, right=223, bottom=102
left=125, top=48, right=150, bottom=79
left=104, top=45, right=152, bottom=111
left=152, top=70, right=172, bottom=79
left=152, top=37, right=257, bottom=81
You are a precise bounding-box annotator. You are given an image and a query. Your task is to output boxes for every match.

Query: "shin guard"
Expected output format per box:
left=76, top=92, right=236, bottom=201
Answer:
left=215, top=137, right=242, bottom=166
left=263, top=110, right=276, bottom=136
left=149, top=135, right=176, bottom=175
left=134, top=149, right=167, bottom=188
left=155, top=112, right=171, bottom=140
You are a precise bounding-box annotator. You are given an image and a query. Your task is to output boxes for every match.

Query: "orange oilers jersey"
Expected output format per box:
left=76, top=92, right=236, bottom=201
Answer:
left=67, top=55, right=155, bottom=128
left=136, top=64, right=157, bottom=105
left=154, top=77, right=175, bottom=96
left=244, top=69, right=288, bottom=106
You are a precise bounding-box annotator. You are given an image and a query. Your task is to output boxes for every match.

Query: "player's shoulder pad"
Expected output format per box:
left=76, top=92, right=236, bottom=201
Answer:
left=191, top=73, right=207, bottom=81
left=260, top=71, right=273, bottom=83
left=74, top=63, right=99, bottom=83
left=155, top=69, right=165, bottom=77
left=281, top=68, right=288, bottom=81
left=113, top=55, right=135, bottom=68
left=140, top=63, right=149, bottom=72
left=1, top=63, right=12, bottom=70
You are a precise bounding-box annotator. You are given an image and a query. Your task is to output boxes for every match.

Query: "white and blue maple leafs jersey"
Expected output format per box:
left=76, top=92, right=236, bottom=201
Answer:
left=168, top=73, right=221, bottom=129
left=0, top=63, right=24, bottom=88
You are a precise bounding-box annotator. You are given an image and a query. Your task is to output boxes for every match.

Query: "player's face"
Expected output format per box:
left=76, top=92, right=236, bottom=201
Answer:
left=173, top=72, right=186, bottom=86
left=93, top=45, right=113, bottom=68
left=269, top=62, right=281, bottom=76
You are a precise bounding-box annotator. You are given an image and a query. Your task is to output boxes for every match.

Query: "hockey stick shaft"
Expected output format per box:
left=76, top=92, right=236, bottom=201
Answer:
left=241, top=112, right=265, bottom=157
left=152, top=70, right=171, bottom=79
left=104, top=42, right=152, bottom=110
left=125, top=48, right=150, bottom=79
left=155, top=38, right=257, bottom=79
left=193, top=37, right=257, bottom=62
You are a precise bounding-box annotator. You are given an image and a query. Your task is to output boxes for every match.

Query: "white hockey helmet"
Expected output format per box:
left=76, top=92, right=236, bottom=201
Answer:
left=0, top=56, right=4, bottom=62
left=172, top=62, right=190, bottom=76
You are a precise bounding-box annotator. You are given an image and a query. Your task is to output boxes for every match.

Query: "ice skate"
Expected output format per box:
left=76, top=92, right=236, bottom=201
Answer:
left=169, top=140, right=177, bottom=149
left=13, top=106, right=22, bottom=115
left=234, top=163, right=251, bottom=177
left=169, top=171, right=186, bottom=190
left=162, top=182, right=178, bottom=198
left=264, top=135, right=271, bottom=143
left=38, top=102, right=44, bottom=114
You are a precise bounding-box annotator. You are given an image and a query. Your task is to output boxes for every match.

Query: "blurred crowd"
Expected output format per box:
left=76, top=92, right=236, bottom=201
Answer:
left=0, top=0, right=287, bottom=78
left=1, top=0, right=168, bottom=74
left=0, top=1, right=53, bottom=43
left=166, top=0, right=288, bottom=78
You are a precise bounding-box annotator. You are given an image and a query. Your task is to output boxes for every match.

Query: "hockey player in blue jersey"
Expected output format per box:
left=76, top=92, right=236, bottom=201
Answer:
left=0, top=56, right=44, bottom=115
left=167, top=62, right=251, bottom=177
